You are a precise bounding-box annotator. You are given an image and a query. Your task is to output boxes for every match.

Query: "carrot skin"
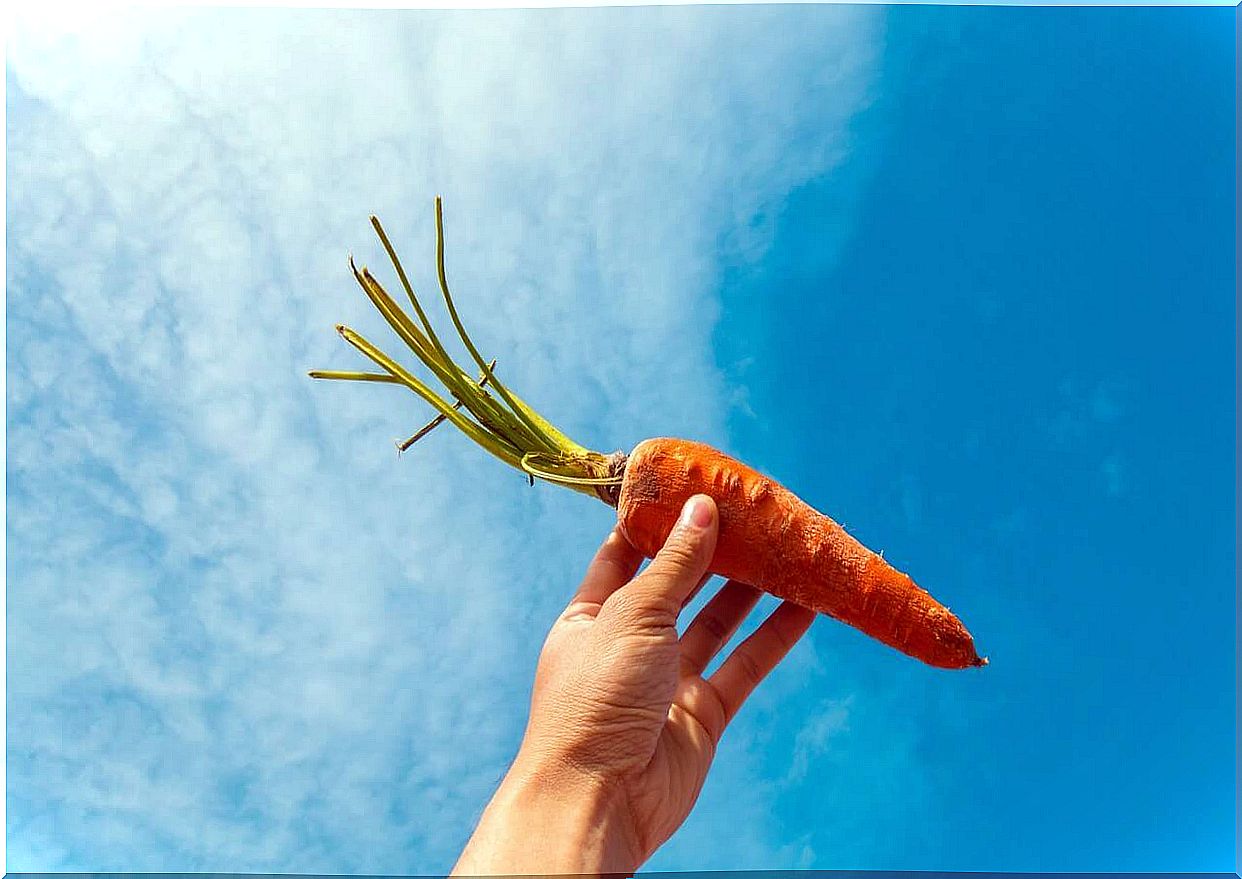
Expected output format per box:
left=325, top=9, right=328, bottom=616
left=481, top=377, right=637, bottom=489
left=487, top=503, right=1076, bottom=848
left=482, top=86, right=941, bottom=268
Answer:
left=616, top=437, right=985, bottom=670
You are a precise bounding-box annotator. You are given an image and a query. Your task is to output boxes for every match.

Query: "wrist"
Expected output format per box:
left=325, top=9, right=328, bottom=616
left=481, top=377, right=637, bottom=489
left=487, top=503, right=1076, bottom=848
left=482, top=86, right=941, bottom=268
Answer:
left=451, top=748, right=642, bottom=876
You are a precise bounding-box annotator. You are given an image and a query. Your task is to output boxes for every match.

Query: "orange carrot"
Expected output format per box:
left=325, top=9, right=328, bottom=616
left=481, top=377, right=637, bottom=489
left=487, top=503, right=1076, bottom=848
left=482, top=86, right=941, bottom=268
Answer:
left=617, top=438, right=984, bottom=670
left=310, top=199, right=987, bottom=671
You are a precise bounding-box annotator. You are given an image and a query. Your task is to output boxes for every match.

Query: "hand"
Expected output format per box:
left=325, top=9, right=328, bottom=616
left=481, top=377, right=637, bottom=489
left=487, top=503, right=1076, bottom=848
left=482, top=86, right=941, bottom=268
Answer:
left=451, top=494, right=817, bottom=876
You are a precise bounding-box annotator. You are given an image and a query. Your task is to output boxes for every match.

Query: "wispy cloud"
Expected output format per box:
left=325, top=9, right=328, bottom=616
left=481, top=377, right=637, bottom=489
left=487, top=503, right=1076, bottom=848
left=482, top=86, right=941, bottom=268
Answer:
left=7, top=6, right=882, bottom=871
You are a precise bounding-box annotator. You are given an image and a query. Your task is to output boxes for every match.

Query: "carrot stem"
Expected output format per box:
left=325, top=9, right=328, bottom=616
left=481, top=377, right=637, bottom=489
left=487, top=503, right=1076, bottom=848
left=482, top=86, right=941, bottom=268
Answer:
left=308, top=370, right=404, bottom=384
left=520, top=453, right=624, bottom=488
left=334, top=324, right=524, bottom=469
left=366, top=220, right=548, bottom=453
left=429, top=200, right=570, bottom=456
left=311, top=198, right=621, bottom=502
left=398, top=359, right=496, bottom=452
left=350, top=262, right=528, bottom=447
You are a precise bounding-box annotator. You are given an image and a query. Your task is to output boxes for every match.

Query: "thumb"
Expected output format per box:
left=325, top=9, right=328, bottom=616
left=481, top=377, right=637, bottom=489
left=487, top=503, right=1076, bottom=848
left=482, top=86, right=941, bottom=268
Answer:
left=622, top=494, right=719, bottom=625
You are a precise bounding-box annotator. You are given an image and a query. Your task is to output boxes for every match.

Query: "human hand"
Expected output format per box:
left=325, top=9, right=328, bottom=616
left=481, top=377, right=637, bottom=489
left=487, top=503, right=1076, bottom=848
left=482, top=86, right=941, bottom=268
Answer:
left=451, top=494, right=817, bottom=876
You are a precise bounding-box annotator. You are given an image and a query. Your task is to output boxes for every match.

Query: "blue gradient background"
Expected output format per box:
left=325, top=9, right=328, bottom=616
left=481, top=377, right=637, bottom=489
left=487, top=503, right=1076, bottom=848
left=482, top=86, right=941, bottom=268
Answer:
left=717, top=8, right=1235, bottom=871
left=6, top=4, right=1235, bottom=874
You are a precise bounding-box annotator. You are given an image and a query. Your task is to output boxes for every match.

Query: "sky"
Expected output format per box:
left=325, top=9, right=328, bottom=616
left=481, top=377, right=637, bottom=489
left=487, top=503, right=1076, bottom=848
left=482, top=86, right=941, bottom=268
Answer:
left=5, top=4, right=1235, bottom=875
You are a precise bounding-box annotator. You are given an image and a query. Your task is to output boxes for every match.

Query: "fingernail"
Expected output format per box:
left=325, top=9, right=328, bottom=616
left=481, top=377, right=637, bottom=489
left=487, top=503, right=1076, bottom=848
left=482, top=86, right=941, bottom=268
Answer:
left=679, top=494, right=714, bottom=530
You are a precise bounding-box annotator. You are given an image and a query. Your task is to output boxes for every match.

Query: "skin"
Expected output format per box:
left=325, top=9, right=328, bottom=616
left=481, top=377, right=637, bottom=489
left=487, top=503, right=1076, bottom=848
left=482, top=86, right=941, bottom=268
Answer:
left=451, top=494, right=817, bottom=876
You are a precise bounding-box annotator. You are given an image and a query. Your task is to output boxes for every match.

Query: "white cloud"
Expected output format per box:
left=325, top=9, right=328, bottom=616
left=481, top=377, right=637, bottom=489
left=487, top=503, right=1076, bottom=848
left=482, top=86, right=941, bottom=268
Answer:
left=7, top=5, right=883, bottom=871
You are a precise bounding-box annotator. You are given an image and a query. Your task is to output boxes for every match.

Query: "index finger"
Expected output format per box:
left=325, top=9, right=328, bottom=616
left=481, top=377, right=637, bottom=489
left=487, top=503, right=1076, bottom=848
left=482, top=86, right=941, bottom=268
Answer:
left=621, top=494, right=719, bottom=623
left=564, top=525, right=645, bottom=616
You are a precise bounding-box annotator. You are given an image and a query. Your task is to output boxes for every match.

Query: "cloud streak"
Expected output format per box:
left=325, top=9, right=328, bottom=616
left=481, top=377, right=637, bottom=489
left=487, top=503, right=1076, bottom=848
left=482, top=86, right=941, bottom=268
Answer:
left=7, top=6, right=882, bottom=871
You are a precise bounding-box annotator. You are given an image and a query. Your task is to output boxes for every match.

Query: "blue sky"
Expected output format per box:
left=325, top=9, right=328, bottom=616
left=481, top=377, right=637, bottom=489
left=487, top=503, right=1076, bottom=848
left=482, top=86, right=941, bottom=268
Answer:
left=6, top=4, right=1234, bottom=874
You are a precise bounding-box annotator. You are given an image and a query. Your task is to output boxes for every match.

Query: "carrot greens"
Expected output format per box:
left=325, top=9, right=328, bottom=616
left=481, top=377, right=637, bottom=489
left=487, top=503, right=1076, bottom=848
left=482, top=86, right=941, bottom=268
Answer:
left=309, top=198, right=623, bottom=500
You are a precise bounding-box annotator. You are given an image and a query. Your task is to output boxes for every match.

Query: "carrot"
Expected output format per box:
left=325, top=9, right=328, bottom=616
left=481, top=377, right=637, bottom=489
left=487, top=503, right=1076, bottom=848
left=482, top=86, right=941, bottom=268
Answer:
left=618, top=438, right=984, bottom=669
left=310, top=198, right=987, bottom=671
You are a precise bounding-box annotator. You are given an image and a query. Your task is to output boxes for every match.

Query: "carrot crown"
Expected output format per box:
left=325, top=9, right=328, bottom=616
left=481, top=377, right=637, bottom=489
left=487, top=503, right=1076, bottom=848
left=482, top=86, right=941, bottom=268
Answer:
left=309, top=198, right=624, bottom=505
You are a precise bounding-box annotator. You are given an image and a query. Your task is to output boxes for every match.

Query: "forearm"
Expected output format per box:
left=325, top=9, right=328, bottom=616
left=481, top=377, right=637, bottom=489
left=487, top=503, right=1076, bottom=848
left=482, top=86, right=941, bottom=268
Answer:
left=450, top=752, right=641, bottom=877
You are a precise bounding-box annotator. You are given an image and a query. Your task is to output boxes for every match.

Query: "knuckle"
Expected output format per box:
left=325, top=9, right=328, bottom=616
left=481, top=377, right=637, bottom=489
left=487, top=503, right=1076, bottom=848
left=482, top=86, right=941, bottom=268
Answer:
left=602, top=590, right=671, bottom=635
left=646, top=594, right=684, bottom=625
left=603, top=590, right=642, bottom=622
left=653, top=536, right=705, bottom=573
left=734, top=648, right=765, bottom=687
left=773, top=619, right=801, bottom=653
left=770, top=604, right=810, bottom=652
left=698, top=612, right=729, bottom=642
